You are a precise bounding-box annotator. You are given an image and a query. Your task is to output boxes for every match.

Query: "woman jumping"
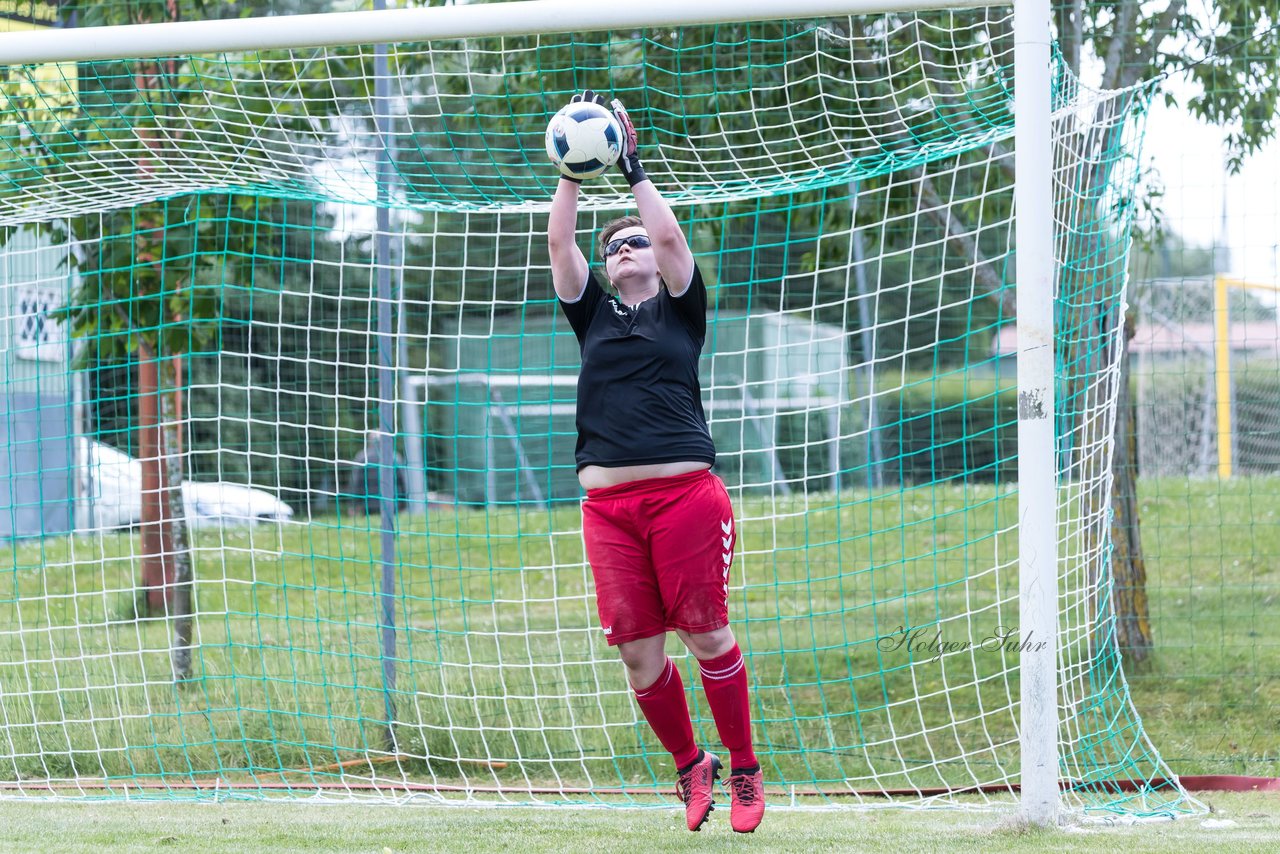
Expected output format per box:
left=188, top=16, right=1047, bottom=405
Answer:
left=546, top=90, right=764, bottom=834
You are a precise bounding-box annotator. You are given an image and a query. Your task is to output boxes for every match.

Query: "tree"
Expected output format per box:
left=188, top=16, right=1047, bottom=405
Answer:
left=50, top=0, right=361, bottom=678
left=1057, top=0, right=1280, bottom=664
left=66, top=2, right=198, bottom=673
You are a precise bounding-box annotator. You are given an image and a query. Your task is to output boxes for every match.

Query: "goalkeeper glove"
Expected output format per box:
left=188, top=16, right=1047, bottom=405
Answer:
left=610, top=98, right=647, bottom=187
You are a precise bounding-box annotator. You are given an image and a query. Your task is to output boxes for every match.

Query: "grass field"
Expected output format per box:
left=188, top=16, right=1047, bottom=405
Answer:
left=1, top=475, right=1276, bottom=815
left=1, top=792, right=1278, bottom=853
left=1123, top=476, right=1280, bottom=779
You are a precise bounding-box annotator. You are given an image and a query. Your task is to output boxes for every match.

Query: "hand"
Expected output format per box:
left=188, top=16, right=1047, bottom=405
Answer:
left=610, top=97, right=647, bottom=187
left=571, top=89, right=607, bottom=107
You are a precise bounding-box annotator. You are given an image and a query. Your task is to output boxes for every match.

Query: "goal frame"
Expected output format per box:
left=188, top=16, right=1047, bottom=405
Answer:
left=0, top=0, right=1059, bottom=824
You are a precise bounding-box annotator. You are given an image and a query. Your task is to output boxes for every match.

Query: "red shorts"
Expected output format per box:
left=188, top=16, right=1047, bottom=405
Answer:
left=582, top=469, right=736, bottom=646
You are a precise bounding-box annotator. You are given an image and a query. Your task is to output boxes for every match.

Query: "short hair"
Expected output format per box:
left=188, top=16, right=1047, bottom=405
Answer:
left=597, top=215, right=645, bottom=261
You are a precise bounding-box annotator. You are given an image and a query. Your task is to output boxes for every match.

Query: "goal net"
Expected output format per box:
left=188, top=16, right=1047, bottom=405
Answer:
left=0, top=2, right=1196, bottom=816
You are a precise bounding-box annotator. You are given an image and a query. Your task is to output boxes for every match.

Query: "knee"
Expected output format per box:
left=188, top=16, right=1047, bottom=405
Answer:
left=678, top=626, right=736, bottom=660
left=618, top=646, right=655, bottom=673
left=618, top=639, right=668, bottom=689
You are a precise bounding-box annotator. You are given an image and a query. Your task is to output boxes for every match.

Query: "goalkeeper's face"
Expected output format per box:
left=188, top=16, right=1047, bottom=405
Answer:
left=603, top=226, right=659, bottom=289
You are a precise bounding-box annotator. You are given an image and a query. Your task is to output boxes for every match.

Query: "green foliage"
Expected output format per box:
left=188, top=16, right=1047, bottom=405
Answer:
left=1066, top=2, right=1280, bottom=171
left=82, top=194, right=379, bottom=502
left=1176, top=1, right=1280, bottom=171
left=25, top=0, right=385, bottom=501
left=64, top=196, right=223, bottom=365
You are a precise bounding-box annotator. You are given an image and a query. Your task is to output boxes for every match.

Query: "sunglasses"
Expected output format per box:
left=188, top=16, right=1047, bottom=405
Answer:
left=603, top=234, right=652, bottom=258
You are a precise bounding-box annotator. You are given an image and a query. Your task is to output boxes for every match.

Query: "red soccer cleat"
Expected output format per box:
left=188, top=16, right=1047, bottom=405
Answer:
left=675, top=751, right=721, bottom=831
left=726, top=768, right=765, bottom=833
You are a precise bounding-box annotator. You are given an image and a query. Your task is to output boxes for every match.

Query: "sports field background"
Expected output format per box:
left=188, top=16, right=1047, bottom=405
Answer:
left=4, top=475, right=1277, bottom=790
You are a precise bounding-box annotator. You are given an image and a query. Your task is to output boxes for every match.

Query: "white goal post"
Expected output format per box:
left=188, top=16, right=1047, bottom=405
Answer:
left=0, top=0, right=988, bottom=64
left=1010, top=0, right=1058, bottom=826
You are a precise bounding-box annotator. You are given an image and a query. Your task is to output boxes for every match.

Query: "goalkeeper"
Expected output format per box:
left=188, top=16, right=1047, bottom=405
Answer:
left=547, top=90, right=764, bottom=834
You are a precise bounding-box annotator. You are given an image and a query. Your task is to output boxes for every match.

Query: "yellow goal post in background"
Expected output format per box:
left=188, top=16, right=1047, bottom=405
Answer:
left=1214, top=274, right=1280, bottom=479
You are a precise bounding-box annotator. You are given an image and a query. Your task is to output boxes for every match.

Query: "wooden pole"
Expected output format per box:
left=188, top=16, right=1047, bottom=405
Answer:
left=137, top=344, right=176, bottom=613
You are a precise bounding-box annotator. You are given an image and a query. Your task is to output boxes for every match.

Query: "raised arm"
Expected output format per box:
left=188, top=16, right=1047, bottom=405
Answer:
left=611, top=99, right=695, bottom=296
left=548, top=176, right=589, bottom=302
left=629, top=181, right=694, bottom=297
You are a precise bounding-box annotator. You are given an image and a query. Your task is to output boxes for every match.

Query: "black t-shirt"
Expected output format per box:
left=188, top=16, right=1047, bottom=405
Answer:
left=558, top=265, right=716, bottom=471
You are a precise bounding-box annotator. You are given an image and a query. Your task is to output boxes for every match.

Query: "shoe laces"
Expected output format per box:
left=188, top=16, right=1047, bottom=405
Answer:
left=728, top=774, right=759, bottom=805
left=675, top=767, right=697, bottom=805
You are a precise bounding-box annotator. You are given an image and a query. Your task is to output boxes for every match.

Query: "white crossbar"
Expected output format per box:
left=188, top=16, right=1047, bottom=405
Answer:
left=1, top=0, right=989, bottom=65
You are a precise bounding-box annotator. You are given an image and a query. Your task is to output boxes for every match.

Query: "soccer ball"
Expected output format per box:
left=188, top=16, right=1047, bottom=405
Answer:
left=545, top=102, right=623, bottom=181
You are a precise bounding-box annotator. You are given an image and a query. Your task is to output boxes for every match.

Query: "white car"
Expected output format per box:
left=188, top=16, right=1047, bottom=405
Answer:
left=80, top=438, right=294, bottom=530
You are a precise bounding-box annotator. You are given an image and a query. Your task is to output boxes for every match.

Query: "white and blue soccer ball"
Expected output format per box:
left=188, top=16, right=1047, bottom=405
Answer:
left=545, top=101, right=623, bottom=181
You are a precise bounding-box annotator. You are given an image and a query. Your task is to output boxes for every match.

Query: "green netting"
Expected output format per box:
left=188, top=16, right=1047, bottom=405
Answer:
left=2, top=13, right=1023, bottom=219
left=0, top=6, right=1204, bottom=817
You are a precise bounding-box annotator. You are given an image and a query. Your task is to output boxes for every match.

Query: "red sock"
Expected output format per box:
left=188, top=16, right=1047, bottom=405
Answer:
left=633, top=658, right=700, bottom=769
left=698, top=644, right=757, bottom=771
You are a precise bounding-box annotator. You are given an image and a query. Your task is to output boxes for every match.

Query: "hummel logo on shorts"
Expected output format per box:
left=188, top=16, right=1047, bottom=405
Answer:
left=721, top=517, right=734, bottom=590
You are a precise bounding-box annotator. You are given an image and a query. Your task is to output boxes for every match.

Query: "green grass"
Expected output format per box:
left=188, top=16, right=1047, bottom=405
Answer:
left=1, top=792, right=1278, bottom=853
left=1123, top=476, right=1280, bottom=778
left=1, top=476, right=1276, bottom=813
